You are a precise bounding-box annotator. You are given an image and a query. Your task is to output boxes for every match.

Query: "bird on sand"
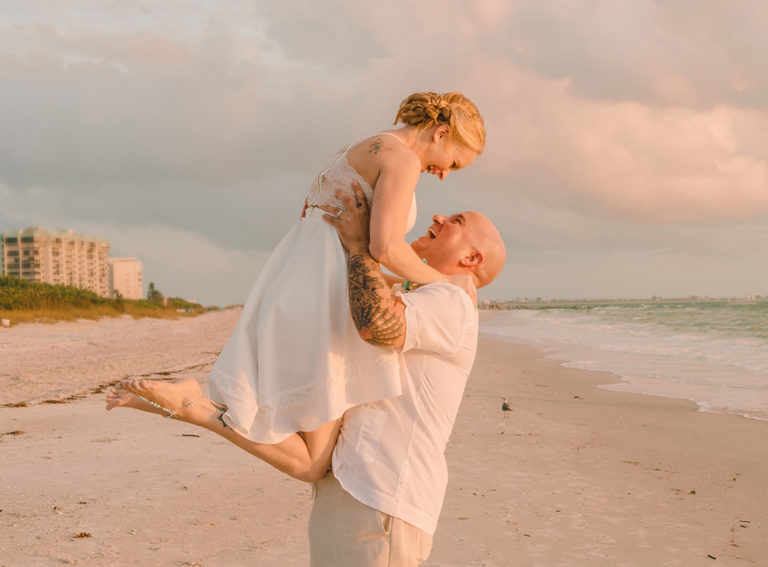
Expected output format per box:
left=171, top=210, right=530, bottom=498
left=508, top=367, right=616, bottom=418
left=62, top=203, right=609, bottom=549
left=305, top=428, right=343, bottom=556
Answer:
left=501, top=397, right=512, bottom=415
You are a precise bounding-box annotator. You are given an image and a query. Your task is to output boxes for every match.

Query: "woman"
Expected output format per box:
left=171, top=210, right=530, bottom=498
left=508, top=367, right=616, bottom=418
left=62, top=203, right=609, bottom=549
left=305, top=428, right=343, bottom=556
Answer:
left=106, top=91, right=485, bottom=482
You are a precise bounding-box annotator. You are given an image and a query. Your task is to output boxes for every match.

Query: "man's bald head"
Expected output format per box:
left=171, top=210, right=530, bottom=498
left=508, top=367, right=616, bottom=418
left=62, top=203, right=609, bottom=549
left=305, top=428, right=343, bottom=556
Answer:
left=410, top=211, right=506, bottom=288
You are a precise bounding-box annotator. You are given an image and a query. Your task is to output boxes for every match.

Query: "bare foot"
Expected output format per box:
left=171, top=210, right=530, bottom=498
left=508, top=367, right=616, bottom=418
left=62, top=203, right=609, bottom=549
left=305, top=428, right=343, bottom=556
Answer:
left=116, top=377, right=225, bottom=428
left=105, top=385, right=169, bottom=416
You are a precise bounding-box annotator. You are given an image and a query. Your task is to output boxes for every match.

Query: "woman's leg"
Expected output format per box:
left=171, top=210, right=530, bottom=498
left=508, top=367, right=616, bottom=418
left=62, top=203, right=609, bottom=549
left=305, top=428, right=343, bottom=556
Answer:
left=106, top=378, right=340, bottom=483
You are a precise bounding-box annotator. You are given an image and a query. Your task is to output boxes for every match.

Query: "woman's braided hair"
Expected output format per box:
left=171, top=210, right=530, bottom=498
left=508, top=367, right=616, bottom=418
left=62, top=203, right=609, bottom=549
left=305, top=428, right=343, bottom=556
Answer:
left=394, top=92, right=485, bottom=154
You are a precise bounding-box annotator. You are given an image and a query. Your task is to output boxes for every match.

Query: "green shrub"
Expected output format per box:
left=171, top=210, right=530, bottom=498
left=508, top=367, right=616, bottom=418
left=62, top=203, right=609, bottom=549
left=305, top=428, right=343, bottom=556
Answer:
left=0, top=275, right=207, bottom=324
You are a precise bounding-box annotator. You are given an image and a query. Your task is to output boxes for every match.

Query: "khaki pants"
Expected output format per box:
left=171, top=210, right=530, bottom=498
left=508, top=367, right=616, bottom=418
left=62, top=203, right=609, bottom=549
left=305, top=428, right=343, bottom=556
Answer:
left=308, top=472, right=433, bottom=567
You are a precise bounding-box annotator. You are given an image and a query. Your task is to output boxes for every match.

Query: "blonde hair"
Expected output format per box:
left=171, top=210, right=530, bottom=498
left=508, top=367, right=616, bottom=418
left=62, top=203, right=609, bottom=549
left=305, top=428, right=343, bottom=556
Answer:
left=394, top=91, right=485, bottom=154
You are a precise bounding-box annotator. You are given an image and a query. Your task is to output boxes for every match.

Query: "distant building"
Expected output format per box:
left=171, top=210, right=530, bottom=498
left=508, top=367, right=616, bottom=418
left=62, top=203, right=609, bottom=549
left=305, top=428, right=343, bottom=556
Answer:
left=1, top=227, right=110, bottom=296
left=109, top=258, right=143, bottom=300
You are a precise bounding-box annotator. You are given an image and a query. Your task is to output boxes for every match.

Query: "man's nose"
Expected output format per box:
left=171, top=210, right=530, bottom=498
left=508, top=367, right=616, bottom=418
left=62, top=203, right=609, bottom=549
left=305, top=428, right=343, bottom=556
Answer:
left=432, top=214, right=447, bottom=224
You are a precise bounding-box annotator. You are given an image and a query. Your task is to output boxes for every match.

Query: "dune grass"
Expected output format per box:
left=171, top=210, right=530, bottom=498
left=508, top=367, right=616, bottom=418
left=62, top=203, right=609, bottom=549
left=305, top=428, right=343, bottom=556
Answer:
left=0, top=275, right=210, bottom=326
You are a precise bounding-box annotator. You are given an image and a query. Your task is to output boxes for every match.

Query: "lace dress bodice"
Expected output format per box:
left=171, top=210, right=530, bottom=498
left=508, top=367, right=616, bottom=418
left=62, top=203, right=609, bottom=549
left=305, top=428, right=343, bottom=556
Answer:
left=305, top=138, right=418, bottom=233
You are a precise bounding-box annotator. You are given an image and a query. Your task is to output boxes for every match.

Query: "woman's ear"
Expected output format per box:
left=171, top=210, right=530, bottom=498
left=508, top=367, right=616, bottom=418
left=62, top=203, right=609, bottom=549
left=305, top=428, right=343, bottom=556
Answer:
left=433, top=124, right=450, bottom=142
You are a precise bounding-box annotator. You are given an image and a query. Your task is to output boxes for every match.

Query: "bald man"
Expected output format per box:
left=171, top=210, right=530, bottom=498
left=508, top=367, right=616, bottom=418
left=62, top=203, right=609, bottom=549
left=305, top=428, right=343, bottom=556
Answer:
left=310, top=184, right=506, bottom=566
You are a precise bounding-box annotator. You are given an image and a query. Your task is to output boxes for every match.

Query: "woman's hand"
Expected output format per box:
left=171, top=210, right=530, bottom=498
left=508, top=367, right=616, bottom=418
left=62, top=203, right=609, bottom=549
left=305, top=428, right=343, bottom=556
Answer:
left=444, top=273, right=478, bottom=306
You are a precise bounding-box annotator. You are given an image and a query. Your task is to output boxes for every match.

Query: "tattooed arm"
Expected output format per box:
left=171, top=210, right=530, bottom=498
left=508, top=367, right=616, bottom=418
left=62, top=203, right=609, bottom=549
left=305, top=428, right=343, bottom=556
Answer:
left=347, top=252, right=406, bottom=348
left=322, top=183, right=407, bottom=349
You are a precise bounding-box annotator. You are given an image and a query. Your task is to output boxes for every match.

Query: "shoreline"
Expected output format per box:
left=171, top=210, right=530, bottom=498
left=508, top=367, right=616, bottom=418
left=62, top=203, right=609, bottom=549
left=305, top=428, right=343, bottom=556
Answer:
left=485, top=330, right=768, bottom=425
left=1, top=324, right=766, bottom=565
left=478, top=308, right=768, bottom=425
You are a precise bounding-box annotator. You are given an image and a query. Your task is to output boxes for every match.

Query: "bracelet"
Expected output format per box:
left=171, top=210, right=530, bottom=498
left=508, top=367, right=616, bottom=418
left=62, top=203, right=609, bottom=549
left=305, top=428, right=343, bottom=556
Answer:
left=401, top=258, right=428, bottom=291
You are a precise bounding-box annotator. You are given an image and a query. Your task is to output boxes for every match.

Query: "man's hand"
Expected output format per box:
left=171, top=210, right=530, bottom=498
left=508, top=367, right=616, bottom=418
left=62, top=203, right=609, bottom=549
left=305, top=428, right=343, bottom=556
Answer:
left=320, top=182, right=370, bottom=254
left=321, top=181, right=406, bottom=349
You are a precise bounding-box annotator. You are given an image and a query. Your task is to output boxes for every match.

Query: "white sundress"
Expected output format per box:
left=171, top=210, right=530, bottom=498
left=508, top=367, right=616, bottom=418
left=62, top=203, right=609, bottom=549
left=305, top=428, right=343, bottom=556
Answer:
left=208, top=133, right=417, bottom=443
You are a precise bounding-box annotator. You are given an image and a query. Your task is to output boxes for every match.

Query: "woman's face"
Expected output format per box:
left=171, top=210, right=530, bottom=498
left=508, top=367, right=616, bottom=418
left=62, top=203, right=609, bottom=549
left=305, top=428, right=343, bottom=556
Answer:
left=421, top=137, right=478, bottom=180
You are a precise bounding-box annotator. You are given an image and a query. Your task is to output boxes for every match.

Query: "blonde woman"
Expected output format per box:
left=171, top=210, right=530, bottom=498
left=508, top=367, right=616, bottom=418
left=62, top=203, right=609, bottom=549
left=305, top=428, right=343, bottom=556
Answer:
left=107, top=91, right=485, bottom=481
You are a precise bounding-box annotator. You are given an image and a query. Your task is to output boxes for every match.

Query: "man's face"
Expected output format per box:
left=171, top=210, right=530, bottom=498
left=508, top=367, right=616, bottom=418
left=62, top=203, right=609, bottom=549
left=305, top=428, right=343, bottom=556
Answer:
left=410, top=212, right=483, bottom=274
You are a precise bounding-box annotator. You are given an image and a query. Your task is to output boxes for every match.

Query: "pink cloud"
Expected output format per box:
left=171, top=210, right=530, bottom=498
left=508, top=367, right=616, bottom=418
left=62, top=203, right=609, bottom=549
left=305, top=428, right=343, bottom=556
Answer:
left=479, top=63, right=768, bottom=223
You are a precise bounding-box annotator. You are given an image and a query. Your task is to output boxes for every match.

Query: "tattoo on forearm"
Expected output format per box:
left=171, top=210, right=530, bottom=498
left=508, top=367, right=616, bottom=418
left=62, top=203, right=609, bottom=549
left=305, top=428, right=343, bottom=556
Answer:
left=348, top=253, right=405, bottom=346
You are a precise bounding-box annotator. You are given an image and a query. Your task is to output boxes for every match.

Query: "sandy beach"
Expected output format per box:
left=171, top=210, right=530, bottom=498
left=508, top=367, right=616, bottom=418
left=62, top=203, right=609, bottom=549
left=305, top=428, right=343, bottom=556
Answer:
left=1, top=312, right=766, bottom=566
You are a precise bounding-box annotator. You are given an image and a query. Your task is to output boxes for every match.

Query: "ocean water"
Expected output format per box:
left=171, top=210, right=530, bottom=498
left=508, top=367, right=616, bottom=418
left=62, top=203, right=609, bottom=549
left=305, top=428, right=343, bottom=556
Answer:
left=480, top=301, right=768, bottom=422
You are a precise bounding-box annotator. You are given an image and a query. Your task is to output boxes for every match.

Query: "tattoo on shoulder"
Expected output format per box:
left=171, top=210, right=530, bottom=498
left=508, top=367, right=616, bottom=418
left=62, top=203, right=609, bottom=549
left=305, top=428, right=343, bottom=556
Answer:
left=368, top=138, right=384, bottom=155
left=348, top=254, right=405, bottom=347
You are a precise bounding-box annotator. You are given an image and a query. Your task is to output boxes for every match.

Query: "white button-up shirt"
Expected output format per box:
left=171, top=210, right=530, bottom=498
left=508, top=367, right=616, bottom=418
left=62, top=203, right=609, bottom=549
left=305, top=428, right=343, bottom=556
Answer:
left=331, top=282, right=478, bottom=535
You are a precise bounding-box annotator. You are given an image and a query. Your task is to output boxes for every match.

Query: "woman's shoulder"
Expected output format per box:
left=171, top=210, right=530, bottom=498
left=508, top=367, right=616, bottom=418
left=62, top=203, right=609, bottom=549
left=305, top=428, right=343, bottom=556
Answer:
left=356, top=133, right=418, bottom=165
left=347, top=132, right=420, bottom=180
left=349, top=131, right=402, bottom=152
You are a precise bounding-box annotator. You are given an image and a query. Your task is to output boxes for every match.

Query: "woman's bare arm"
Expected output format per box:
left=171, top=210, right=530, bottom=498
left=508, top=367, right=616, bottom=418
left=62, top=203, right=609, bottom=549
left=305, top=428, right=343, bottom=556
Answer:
left=366, top=146, right=449, bottom=285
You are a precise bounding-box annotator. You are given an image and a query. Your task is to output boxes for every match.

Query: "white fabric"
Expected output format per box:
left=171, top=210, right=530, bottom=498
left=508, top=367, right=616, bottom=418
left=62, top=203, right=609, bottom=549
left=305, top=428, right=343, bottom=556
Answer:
left=208, top=139, right=417, bottom=443
left=331, top=282, right=478, bottom=535
left=306, top=131, right=418, bottom=231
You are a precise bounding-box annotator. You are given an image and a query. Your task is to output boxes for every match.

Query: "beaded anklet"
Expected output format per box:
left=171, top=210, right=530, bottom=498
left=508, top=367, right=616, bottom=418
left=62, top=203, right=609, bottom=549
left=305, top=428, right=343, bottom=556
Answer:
left=138, top=394, right=200, bottom=418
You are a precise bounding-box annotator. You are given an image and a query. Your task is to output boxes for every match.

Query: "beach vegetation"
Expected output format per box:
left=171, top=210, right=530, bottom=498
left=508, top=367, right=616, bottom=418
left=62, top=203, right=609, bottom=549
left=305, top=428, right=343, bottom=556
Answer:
left=146, top=281, right=165, bottom=305
left=0, top=275, right=210, bottom=326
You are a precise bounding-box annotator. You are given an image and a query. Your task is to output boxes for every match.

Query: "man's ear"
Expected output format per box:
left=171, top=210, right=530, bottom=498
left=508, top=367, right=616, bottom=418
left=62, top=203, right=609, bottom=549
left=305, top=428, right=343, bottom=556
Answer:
left=459, top=250, right=483, bottom=267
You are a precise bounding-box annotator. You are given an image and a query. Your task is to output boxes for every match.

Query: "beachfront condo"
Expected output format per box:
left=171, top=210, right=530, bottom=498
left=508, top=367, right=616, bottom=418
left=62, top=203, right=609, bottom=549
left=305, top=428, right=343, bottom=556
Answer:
left=1, top=227, right=111, bottom=297
left=108, top=257, right=144, bottom=300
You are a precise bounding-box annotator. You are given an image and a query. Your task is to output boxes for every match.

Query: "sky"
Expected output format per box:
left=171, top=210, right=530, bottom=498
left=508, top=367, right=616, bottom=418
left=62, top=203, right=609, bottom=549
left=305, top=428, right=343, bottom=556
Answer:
left=1, top=0, right=767, bottom=305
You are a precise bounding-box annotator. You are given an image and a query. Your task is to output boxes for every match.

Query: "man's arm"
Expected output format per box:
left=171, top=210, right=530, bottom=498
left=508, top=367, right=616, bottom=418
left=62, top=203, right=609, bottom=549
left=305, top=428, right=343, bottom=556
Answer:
left=347, top=251, right=406, bottom=348
left=322, top=184, right=406, bottom=349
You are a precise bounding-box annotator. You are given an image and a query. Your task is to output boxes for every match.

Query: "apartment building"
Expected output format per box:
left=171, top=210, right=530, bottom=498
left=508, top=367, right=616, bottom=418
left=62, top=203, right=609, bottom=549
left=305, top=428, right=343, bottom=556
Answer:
left=109, top=257, right=144, bottom=300
left=1, top=227, right=111, bottom=297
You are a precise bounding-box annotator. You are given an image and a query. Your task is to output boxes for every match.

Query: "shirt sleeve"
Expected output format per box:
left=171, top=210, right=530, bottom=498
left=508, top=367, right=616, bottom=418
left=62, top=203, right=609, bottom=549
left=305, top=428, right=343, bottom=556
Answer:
left=399, top=282, right=475, bottom=355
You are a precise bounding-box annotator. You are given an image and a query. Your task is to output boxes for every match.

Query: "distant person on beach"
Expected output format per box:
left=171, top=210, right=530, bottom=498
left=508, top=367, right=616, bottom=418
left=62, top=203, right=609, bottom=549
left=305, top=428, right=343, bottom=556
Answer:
left=108, top=181, right=506, bottom=565
left=107, top=91, right=486, bottom=480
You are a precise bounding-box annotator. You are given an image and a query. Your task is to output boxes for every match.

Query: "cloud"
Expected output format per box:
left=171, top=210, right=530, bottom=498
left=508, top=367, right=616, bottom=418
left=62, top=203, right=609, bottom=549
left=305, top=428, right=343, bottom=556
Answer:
left=483, top=0, right=768, bottom=110
left=78, top=221, right=271, bottom=306
left=1, top=1, right=767, bottom=302
left=472, top=62, right=768, bottom=223
left=0, top=174, right=310, bottom=252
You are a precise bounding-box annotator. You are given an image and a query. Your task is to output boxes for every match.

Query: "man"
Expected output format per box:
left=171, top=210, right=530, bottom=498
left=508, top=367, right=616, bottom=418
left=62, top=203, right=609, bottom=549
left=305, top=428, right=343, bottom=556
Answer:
left=310, top=184, right=506, bottom=566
